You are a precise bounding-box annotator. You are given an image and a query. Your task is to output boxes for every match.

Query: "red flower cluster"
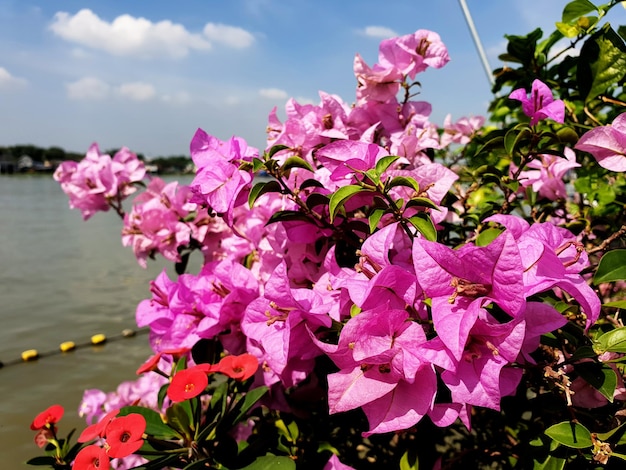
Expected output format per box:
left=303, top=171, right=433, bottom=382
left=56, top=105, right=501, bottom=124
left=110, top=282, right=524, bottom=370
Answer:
left=31, top=404, right=64, bottom=448
left=166, top=353, right=259, bottom=403
left=74, top=412, right=146, bottom=469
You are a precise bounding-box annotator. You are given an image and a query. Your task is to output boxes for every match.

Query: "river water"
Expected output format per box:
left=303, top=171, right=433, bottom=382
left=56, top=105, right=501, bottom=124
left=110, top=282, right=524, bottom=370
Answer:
left=0, top=174, right=196, bottom=467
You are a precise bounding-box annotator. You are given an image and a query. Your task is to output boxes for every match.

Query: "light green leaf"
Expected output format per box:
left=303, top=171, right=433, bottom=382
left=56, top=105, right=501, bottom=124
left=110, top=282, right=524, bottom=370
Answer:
left=593, top=327, right=626, bottom=354
left=603, top=300, right=626, bottom=309
left=328, top=185, right=368, bottom=222
left=387, top=176, right=420, bottom=193
left=574, top=362, right=617, bottom=402
left=545, top=421, right=593, bottom=448
left=562, top=0, right=597, bottom=23
left=408, top=213, right=437, bottom=241
left=399, top=451, right=419, bottom=470
left=578, top=24, right=626, bottom=103
left=368, top=208, right=385, bottom=234
left=593, top=249, right=626, bottom=284
left=476, top=228, right=504, bottom=247
left=375, top=155, right=401, bottom=176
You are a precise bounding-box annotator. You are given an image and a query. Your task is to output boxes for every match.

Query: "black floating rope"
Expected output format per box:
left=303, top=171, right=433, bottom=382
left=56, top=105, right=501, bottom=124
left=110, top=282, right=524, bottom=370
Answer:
left=0, top=328, right=149, bottom=369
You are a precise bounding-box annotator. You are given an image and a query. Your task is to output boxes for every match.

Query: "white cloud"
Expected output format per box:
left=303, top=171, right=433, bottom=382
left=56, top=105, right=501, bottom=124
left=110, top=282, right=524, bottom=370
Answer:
left=162, top=91, right=192, bottom=105
left=66, top=77, right=110, bottom=100
left=50, top=9, right=211, bottom=59
left=203, top=23, right=255, bottom=49
left=0, top=67, right=27, bottom=90
left=117, top=82, right=156, bottom=101
left=362, top=26, right=398, bottom=39
left=259, top=87, right=288, bottom=99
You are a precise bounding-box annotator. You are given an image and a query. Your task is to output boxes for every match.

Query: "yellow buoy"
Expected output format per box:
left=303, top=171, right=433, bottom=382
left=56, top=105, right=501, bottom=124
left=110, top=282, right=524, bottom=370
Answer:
left=91, top=334, right=107, bottom=345
left=21, top=349, right=39, bottom=361
left=60, top=341, right=76, bottom=352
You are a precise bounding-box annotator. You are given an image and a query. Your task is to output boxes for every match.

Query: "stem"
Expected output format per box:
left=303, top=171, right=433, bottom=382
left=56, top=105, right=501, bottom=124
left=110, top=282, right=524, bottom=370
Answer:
left=588, top=224, right=626, bottom=254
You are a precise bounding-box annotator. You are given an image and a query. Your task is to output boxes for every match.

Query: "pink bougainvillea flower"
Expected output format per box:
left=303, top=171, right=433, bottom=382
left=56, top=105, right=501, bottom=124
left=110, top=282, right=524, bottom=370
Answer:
left=324, top=454, right=356, bottom=470
left=73, top=444, right=110, bottom=470
left=104, top=414, right=146, bottom=459
left=30, top=404, right=64, bottom=430
left=215, top=353, right=259, bottom=381
left=167, top=366, right=209, bottom=403
left=78, top=409, right=120, bottom=443
left=509, top=79, right=565, bottom=126
left=575, top=112, right=626, bottom=172
left=515, top=147, right=580, bottom=200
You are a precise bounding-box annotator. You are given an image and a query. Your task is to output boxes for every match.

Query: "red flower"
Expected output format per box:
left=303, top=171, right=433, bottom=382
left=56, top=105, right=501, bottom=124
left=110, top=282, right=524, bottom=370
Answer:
left=30, top=404, right=64, bottom=430
left=216, top=354, right=259, bottom=381
left=136, top=352, right=163, bottom=375
left=104, top=414, right=146, bottom=459
left=78, top=409, right=119, bottom=443
left=167, top=365, right=208, bottom=403
left=73, top=445, right=110, bottom=470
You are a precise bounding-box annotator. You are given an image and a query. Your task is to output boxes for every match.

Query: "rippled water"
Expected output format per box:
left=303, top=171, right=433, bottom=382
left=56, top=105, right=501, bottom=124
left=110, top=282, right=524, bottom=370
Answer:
left=0, top=174, right=195, bottom=466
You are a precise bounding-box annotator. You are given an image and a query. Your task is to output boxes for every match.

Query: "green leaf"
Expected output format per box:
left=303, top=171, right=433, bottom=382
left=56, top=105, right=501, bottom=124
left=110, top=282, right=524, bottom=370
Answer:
left=118, top=406, right=178, bottom=439
left=328, top=185, right=368, bottom=222
left=281, top=155, right=314, bottom=173
left=165, top=402, right=193, bottom=438
left=595, top=421, right=626, bottom=441
left=232, top=386, right=269, bottom=424
left=545, top=421, right=593, bottom=448
left=593, top=327, right=626, bottom=354
left=533, top=455, right=567, bottom=470
left=574, top=362, right=617, bottom=401
left=603, top=300, right=626, bottom=309
left=387, top=176, right=420, bottom=193
left=556, top=21, right=582, bottom=38
left=399, top=450, right=419, bottom=470
left=266, top=144, right=290, bottom=159
left=562, top=0, right=597, bottom=23
left=249, top=180, right=282, bottom=208
left=408, top=213, right=437, bottom=241
left=25, top=456, right=57, bottom=466
left=405, top=197, right=440, bottom=211
left=578, top=24, right=626, bottom=103
left=252, top=157, right=266, bottom=173
left=305, top=192, right=330, bottom=210
left=368, top=208, right=385, bottom=234
left=238, top=454, right=297, bottom=470
left=266, top=210, right=312, bottom=225
left=375, top=155, right=401, bottom=176
left=593, top=249, right=626, bottom=284
left=504, top=125, right=532, bottom=156
left=476, top=228, right=504, bottom=247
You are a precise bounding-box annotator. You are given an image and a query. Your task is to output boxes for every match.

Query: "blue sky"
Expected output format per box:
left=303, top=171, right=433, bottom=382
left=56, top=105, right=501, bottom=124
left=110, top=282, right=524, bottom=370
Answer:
left=1, top=0, right=622, bottom=157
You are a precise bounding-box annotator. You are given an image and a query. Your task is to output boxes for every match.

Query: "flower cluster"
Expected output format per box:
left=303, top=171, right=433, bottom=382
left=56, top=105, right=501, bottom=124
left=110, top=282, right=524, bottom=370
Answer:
left=53, top=144, right=145, bottom=220
left=41, top=6, right=626, bottom=468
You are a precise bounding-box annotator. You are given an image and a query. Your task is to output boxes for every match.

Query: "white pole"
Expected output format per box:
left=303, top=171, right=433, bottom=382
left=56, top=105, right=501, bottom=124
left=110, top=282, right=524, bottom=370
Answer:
left=458, top=0, right=494, bottom=87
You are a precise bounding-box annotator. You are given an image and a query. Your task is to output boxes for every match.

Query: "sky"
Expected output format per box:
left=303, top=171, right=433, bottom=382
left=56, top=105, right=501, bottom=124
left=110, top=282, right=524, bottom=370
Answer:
left=1, top=0, right=624, bottom=158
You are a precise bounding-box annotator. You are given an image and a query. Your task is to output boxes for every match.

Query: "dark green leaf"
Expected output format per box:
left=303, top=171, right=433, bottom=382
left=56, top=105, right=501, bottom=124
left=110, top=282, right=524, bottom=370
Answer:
left=305, top=192, right=330, bottom=210
left=281, top=156, right=314, bottom=173
left=387, top=176, right=420, bottom=193
left=238, top=454, right=296, bottom=470
left=299, top=178, right=325, bottom=190
left=249, top=180, right=282, bottom=208
left=405, top=197, right=440, bottom=211
left=329, top=185, right=368, bottom=222
left=266, top=145, right=290, bottom=159
left=408, top=213, right=437, bottom=241
left=574, top=362, right=617, bottom=402
left=593, top=249, right=626, bottom=284
left=25, top=456, right=57, bottom=466
left=232, top=386, right=269, bottom=424
left=166, top=402, right=193, bottom=438
left=266, top=210, right=312, bottom=226
left=252, top=157, right=266, bottom=173
left=545, top=421, right=593, bottom=448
